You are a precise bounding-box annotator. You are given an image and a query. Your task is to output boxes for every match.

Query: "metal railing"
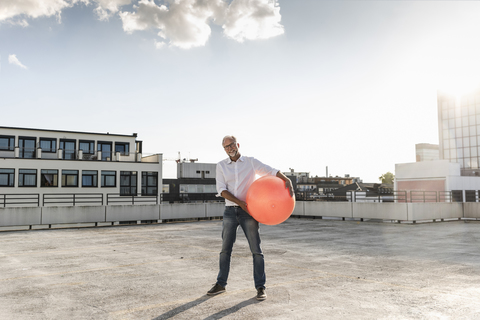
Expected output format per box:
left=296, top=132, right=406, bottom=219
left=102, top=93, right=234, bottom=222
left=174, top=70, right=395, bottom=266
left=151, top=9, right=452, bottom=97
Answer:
left=409, top=191, right=438, bottom=202
left=349, top=191, right=408, bottom=203
left=0, top=190, right=474, bottom=207
left=106, top=193, right=158, bottom=205
left=298, top=190, right=459, bottom=203
left=160, top=193, right=222, bottom=203
left=43, top=193, right=104, bottom=206
left=0, top=194, right=40, bottom=207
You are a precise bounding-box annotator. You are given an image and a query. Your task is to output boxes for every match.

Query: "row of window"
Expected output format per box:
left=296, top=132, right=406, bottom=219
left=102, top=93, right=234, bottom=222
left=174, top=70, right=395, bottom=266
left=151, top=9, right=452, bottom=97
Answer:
left=450, top=158, right=479, bottom=170
left=0, top=136, right=130, bottom=160
left=443, top=137, right=480, bottom=149
left=442, top=127, right=480, bottom=140
left=441, top=116, right=480, bottom=130
left=440, top=96, right=480, bottom=110
left=443, top=145, right=480, bottom=157
left=0, top=169, right=158, bottom=195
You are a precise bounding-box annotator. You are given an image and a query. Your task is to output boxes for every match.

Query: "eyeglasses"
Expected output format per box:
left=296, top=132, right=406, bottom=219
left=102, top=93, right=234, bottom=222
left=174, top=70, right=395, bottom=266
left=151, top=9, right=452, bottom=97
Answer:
left=223, top=142, right=237, bottom=150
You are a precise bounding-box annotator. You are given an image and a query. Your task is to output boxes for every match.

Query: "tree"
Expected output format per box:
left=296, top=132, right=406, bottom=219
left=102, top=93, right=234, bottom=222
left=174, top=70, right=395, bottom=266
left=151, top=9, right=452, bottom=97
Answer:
left=379, top=172, right=395, bottom=184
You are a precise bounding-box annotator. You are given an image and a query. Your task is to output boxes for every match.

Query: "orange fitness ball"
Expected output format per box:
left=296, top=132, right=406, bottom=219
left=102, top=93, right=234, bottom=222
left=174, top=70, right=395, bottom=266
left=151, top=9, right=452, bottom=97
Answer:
left=246, top=176, right=296, bottom=225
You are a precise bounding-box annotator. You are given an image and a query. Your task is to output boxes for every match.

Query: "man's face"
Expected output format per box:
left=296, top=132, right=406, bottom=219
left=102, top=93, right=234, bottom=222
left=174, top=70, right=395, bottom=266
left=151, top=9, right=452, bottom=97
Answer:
left=223, top=138, right=239, bottom=158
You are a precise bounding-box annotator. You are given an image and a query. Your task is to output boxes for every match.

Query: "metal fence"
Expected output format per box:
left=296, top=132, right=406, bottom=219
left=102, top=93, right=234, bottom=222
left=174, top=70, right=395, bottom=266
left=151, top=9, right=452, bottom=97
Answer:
left=0, top=194, right=40, bottom=207
left=106, top=194, right=158, bottom=205
left=296, top=190, right=467, bottom=203
left=43, top=193, right=104, bottom=206
left=0, top=190, right=477, bottom=207
left=0, top=193, right=158, bottom=207
left=160, top=193, right=222, bottom=203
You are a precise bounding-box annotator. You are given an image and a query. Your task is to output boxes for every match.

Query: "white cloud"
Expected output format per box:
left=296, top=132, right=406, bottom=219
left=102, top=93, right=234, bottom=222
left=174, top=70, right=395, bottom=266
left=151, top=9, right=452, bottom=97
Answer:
left=8, top=54, right=28, bottom=69
left=0, top=0, right=79, bottom=24
left=120, top=0, right=226, bottom=49
left=0, top=0, right=284, bottom=49
left=223, top=0, right=284, bottom=42
left=119, top=0, right=284, bottom=49
left=94, top=0, right=132, bottom=21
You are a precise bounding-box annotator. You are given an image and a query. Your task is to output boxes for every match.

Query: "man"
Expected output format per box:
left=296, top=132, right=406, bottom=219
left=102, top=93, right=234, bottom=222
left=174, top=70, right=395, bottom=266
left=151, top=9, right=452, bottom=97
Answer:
left=207, top=135, right=294, bottom=301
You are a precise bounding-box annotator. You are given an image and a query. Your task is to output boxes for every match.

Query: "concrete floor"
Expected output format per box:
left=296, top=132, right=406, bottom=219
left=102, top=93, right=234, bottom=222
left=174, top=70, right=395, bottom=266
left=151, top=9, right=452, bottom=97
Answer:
left=1, top=218, right=479, bottom=319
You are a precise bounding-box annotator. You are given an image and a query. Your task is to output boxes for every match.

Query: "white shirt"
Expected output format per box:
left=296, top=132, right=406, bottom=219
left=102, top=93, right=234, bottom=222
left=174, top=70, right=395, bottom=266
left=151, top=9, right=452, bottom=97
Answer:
left=216, top=155, right=279, bottom=206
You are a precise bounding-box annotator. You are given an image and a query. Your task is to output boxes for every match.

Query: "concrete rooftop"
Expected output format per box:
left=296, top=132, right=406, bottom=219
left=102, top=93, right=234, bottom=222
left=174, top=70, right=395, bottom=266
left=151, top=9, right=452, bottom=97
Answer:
left=1, top=218, right=479, bottom=319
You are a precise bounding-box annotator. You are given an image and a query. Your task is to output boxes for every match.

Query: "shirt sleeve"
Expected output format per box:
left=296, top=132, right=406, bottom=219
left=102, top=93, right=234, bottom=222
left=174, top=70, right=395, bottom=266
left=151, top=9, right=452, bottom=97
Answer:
left=251, top=157, right=279, bottom=177
left=215, top=163, right=227, bottom=198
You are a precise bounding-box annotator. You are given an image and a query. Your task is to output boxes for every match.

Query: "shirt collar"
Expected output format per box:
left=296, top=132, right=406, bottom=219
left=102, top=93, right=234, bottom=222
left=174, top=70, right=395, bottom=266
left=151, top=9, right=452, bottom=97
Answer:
left=227, top=155, right=244, bottom=164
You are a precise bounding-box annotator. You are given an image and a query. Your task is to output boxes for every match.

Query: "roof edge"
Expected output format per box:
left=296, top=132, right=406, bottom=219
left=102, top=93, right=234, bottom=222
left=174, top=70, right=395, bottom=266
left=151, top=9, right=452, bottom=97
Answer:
left=0, top=126, right=137, bottom=138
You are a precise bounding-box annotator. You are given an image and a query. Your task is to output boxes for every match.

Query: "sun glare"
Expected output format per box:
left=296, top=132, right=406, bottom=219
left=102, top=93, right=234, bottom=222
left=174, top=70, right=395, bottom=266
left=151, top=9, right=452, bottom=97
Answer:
left=437, top=76, right=480, bottom=100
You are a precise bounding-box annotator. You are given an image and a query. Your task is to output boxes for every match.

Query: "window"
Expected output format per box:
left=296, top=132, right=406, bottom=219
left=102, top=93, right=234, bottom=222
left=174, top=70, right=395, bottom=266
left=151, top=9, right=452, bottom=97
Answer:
left=0, top=136, right=14, bottom=151
left=466, top=190, right=476, bottom=202
left=19, top=169, right=37, bottom=187
left=82, top=170, right=98, bottom=187
left=115, top=142, right=129, bottom=155
left=60, top=139, right=76, bottom=160
left=162, top=184, right=170, bottom=193
left=40, top=138, right=56, bottom=153
left=142, top=172, right=158, bottom=195
left=41, top=170, right=58, bottom=187
left=62, top=170, right=78, bottom=187
left=19, top=137, right=36, bottom=158
left=98, top=142, right=112, bottom=161
left=79, top=140, right=95, bottom=154
left=443, top=139, right=450, bottom=149
left=0, top=169, right=14, bottom=187
left=101, top=171, right=116, bottom=187
left=120, top=171, right=137, bottom=195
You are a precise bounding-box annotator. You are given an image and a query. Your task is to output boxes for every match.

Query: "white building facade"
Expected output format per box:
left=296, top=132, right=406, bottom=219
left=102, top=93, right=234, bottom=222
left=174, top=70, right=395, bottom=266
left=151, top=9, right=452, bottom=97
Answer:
left=0, top=126, right=162, bottom=206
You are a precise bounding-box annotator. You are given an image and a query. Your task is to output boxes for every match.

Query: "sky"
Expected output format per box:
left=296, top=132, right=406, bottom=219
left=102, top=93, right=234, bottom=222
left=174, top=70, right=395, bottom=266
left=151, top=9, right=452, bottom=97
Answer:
left=2, top=0, right=480, bottom=182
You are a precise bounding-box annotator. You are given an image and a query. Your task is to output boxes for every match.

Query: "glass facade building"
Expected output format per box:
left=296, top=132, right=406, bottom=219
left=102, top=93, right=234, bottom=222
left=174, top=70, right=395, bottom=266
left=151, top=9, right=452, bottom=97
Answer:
left=438, top=90, right=480, bottom=176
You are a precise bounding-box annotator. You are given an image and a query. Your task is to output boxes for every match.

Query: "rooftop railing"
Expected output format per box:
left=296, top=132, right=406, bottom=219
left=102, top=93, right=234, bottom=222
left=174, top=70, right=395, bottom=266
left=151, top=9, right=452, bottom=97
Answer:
left=0, top=193, right=157, bottom=207
left=106, top=194, right=158, bottom=205
left=296, top=190, right=466, bottom=203
left=43, top=193, right=104, bottom=206
left=0, top=190, right=477, bottom=208
left=0, top=194, right=40, bottom=207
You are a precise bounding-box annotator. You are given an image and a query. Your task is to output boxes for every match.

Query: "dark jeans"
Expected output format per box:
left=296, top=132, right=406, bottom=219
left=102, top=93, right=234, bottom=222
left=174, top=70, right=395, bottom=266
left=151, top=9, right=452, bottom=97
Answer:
left=216, top=206, right=266, bottom=289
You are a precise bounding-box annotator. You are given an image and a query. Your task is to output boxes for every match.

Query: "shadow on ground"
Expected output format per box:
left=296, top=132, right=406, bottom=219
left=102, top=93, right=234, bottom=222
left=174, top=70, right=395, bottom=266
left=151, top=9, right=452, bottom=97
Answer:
left=153, top=295, right=262, bottom=320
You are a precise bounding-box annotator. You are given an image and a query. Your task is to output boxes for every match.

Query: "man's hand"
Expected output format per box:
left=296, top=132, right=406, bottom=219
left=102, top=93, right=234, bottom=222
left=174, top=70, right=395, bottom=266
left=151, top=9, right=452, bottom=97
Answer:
left=276, top=171, right=295, bottom=197
left=238, top=200, right=249, bottom=214
left=284, top=179, right=294, bottom=197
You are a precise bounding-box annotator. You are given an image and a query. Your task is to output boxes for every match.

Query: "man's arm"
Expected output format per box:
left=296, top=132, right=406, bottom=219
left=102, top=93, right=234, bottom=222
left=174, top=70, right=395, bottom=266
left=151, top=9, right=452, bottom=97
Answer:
left=276, top=171, right=295, bottom=197
left=220, top=190, right=249, bottom=213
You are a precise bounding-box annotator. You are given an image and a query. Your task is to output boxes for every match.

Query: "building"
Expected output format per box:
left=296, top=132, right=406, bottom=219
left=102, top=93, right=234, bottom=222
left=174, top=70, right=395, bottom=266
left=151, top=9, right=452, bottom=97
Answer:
left=283, top=169, right=361, bottom=200
left=328, top=182, right=394, bottom=202
left=416, top=143, right=439, bottom=162
left=395, top=89, right=480, bottom=201
left=162, top=161, right=218, bottom=203
left=0, top=126, right=162, bottom=205
left=438, top=90, right=480, bottom=176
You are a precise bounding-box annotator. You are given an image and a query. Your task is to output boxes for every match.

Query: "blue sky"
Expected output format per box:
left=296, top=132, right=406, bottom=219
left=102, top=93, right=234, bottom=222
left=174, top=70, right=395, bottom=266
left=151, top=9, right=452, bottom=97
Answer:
left=2, top=0, right=480, bottom=181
